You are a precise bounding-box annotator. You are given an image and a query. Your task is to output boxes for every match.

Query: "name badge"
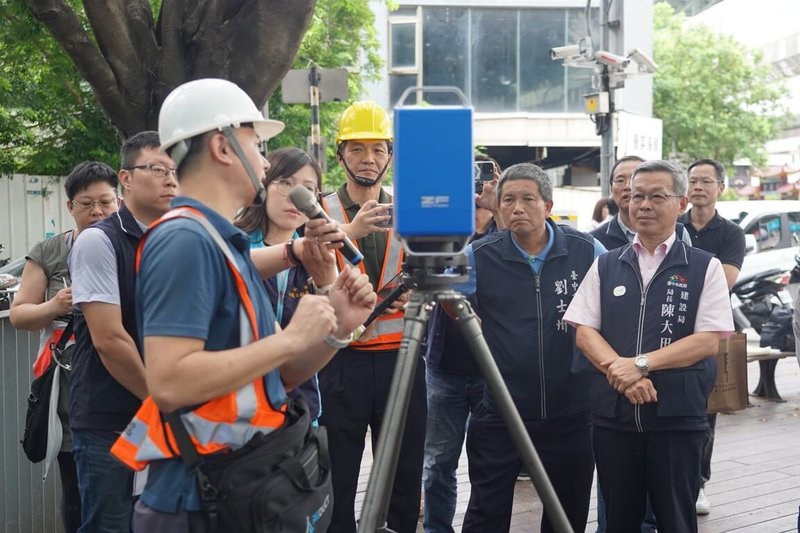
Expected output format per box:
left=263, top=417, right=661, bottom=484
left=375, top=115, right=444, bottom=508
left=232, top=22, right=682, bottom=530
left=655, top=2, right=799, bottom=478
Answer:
left=613, top=285, right=626, bottom=297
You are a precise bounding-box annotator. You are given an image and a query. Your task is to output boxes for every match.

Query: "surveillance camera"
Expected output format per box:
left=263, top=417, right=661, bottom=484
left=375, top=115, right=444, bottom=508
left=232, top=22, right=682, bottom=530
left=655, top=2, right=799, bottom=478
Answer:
left=627, top=48, right=658, bottom=73
left=550, top=44, right=580, bottom=61
left=594, top=50, right=630, bottom=69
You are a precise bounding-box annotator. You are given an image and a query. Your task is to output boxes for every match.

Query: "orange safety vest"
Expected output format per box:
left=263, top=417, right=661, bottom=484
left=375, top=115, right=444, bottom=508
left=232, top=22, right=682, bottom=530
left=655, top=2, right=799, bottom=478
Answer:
left=322, top=192, right=405, bottom=351
left=111, top=207, right=286, bottom=472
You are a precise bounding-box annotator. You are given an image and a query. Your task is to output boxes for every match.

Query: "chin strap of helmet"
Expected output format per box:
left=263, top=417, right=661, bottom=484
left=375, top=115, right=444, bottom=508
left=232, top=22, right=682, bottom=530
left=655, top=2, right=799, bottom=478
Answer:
left=221, top=125, right=266, bottom=206
left=338, top=143, right=392, bottom=188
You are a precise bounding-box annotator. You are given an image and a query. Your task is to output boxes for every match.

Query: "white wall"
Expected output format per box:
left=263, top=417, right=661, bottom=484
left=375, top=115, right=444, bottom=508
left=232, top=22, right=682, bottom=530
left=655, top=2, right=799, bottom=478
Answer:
left=0, top=175, right=74, bottom=262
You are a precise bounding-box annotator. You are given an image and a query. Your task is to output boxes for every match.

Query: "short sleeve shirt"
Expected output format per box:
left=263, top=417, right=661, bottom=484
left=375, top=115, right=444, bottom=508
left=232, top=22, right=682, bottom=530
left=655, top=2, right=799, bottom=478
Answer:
left=137, top=197, right=286, bottom=514
left=26, top=230, right=72, bottom=308
left=679, top=209, right=746, bottom=268
left=336, top=184, right=392, bottom=288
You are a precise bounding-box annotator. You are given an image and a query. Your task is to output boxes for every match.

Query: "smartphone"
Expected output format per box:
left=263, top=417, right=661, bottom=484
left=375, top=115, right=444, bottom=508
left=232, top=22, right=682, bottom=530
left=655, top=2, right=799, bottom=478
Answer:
left=474, top=161, right=495, bottom=182
left=375, top=204, right=393, bottom=228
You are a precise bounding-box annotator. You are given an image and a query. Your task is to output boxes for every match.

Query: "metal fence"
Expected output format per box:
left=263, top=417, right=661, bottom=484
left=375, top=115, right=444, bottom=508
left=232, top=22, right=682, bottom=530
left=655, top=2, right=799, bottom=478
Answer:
left=0, top=313, right=64, bottom=533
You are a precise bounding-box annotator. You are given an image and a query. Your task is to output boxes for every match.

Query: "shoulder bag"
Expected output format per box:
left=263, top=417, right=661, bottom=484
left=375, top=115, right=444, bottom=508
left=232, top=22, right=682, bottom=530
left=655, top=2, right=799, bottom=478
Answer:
left=21, top=317, right=74, bottom=463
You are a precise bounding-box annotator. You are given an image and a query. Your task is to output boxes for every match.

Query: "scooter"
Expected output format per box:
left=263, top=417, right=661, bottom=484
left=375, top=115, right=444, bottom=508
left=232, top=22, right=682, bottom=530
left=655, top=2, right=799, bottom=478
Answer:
left=731, top=267, right=794, bottom=351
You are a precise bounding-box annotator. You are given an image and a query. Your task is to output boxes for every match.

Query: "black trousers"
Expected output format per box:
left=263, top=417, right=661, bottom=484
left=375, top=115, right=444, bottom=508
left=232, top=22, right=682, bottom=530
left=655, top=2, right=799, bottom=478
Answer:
left=700, top=413, right=717, bottom=486
left=318, top=347, right=427, bottom=533
left=593, top=425, right=706, bottom=533
left=462, top=408, right=594, bottom=533
left=57, top=452, right=82, bottom=533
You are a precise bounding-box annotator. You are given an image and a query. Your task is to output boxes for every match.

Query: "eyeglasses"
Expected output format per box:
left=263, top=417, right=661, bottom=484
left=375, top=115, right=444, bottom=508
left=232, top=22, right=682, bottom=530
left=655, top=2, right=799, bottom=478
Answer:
left=612, top=177, right=630, bottom=187
left=688, top=178, right=722, bottom=186
left=629, top=192, right=683, bottom=205
left=70, top=199, right=117, bottom=210
left=270, top=177, right=319, bottom=197
left=125, top=163, right=177, bottom=178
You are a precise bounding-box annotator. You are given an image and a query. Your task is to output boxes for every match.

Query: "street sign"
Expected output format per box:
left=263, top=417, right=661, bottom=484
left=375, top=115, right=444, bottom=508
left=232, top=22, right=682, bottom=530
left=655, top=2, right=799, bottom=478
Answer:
left=281, top=68, right=349, bottom=104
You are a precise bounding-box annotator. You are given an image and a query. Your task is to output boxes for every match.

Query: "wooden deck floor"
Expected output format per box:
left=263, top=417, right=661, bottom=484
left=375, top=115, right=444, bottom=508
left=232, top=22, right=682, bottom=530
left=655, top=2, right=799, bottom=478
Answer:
left=355, top=355, right=800, bottom=532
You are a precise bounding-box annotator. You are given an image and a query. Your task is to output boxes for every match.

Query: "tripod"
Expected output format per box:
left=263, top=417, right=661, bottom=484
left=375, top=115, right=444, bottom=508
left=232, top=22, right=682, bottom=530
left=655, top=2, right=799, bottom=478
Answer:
left=357, top=254, right=574, bottom=533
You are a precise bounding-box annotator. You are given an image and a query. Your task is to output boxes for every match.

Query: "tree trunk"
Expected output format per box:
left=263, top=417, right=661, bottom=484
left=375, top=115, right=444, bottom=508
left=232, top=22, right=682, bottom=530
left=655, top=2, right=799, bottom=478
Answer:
left=27, top=0, right=315, bottom=138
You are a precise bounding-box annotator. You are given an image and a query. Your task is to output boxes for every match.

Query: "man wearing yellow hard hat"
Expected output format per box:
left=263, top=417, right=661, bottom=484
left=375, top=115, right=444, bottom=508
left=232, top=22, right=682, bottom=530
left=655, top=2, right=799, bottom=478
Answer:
left=319, top=101, right=426, bottom=533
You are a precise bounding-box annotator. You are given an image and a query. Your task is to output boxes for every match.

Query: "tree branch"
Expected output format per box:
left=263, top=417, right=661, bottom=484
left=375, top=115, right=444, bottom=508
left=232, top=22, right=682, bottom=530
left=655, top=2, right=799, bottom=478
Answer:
left=84, top=1, right=159, bottom=104
left=27, top=0, right=142, bottom=136
left=230, top=0, right=316, bottom=107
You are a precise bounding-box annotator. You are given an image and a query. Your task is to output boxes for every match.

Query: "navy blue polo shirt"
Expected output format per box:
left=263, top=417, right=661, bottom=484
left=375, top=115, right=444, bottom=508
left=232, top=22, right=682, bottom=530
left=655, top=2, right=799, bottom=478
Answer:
left=136, top=196, right=286, bottom=513
left=679, top=209, right=746, bottom=268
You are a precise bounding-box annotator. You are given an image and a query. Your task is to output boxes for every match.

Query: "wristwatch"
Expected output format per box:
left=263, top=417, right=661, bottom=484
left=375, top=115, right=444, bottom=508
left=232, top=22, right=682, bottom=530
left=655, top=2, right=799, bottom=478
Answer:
left=634, top=354, right=650, bottom=377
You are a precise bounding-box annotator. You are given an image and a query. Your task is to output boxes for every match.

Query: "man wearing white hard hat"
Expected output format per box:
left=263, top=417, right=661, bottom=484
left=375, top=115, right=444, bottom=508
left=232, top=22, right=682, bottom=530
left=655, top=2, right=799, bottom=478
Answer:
left=110, top=78, right=376, bottom=531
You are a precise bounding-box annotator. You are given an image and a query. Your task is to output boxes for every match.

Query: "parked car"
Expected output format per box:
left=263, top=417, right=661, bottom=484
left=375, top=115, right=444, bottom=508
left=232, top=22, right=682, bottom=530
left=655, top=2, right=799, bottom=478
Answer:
left=716, top=200, right=800, bottom=255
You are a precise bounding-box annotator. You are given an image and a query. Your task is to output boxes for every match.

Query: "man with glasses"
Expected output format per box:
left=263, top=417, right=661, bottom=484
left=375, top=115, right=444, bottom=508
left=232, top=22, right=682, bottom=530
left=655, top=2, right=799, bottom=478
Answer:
left=591, top=155, right=692, bottom=252
left=679, top=158, right=745, bottom=515
left=68, top=131, right=177, bottom=532
left=565, top=160, right=734, bottom=533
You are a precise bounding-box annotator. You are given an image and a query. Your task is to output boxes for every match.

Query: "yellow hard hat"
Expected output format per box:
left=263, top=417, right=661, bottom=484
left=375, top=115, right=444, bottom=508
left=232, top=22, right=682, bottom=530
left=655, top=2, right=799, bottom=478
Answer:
left=336, top=101, right=393, bottom=144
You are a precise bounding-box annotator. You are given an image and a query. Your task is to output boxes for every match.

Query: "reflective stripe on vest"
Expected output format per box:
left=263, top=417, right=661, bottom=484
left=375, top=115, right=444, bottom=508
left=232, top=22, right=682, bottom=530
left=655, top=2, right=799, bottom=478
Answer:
left=322, top=193, right=405, bottom=350
left=111, top=207, right=286, bottom=471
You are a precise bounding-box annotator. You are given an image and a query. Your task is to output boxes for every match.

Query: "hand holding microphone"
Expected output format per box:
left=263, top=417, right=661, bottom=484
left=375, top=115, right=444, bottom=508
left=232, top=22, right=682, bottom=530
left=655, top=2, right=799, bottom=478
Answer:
left=288, top=186, right=364, bottom=266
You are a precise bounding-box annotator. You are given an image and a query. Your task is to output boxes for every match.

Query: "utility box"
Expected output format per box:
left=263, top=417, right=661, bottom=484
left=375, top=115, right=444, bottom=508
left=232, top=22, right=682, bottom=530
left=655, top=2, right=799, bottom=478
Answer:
left=393, top=87, right=474, bottom=253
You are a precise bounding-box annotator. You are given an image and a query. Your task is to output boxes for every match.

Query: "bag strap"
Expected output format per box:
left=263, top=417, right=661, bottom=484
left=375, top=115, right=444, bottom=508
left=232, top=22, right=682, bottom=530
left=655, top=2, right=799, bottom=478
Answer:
left=165, top=411, right=220, bottom=530
left=51, top=317, right=75, bottom=370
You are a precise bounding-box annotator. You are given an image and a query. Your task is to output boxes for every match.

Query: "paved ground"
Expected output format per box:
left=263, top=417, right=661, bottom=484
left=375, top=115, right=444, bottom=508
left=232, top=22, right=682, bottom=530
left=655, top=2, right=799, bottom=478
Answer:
left=354, top=351, right=800, bottom=532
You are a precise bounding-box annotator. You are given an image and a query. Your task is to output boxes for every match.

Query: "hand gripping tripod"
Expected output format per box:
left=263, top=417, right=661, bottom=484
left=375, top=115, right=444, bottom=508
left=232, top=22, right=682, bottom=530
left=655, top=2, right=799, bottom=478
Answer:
left=356, top=253, right=574, bottom=533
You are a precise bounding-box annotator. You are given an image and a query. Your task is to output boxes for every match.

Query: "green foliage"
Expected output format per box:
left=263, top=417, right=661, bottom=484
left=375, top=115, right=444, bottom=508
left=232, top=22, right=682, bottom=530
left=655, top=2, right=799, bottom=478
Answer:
left=267, top=0, right=384, bottom=191
left=653, top=2, right=789, bottom=170
left=1, top=0, right=382, bottom=180
left=0, top=0, right=120, bottom=175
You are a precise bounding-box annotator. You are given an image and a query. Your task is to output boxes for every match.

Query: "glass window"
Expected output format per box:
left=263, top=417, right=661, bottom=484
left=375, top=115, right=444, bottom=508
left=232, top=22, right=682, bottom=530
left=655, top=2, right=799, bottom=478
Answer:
left=519, top=10, right=567, bottom=112
left=470, top=9, right=518, bottom=112
left=390, top=74, right=418, bottom=108
left=748, top=215, right=782, bottom=251
left=788, top=212, right=800, bottom=245
left=565, top=8, right=599, bottom=112
left=422, top=7, right=469, bottom=105
left=391, top=22, right=417, bottom=70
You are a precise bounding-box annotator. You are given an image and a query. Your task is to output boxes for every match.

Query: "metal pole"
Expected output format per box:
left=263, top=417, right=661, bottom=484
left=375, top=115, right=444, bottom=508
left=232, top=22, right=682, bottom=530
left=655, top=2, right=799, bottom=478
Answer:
left=599, top=0, right=614, bottom=197
left=309, top=64, right=323, bottom=166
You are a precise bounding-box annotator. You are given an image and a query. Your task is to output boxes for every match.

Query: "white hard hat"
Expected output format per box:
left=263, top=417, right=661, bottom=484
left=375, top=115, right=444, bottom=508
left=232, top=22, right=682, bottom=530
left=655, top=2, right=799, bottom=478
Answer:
left=159, top=78, right=284, bottom=161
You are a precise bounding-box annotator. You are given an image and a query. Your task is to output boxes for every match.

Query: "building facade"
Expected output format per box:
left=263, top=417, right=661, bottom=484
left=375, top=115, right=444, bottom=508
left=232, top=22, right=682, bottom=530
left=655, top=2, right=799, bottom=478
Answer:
left=366, top=0, right=657, bottom=185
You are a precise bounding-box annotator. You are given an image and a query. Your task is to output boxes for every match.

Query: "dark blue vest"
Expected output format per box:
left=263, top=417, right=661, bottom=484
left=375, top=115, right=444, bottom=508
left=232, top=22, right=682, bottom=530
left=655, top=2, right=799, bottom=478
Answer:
left=69, top=205, right=144, bottom=431
left=472, top=222, right=595, bottom=420
left=593, top=240, right=716, bottom=432
left=591, top=216, right=691, bottom=251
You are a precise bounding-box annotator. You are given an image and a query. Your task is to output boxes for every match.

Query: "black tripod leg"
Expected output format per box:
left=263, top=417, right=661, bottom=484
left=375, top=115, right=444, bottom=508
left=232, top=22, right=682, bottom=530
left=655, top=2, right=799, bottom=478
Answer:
left=450, top=296, right=574, bottom=533
left=357, top=291, right=430, bottom=533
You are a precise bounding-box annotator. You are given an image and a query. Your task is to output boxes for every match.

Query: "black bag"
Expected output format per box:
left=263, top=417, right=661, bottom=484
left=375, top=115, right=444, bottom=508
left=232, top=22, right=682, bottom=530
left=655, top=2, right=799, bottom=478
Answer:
left=167, top=399, right=333, bottom=532
left=759, top=306, right=794, bottom=351
left=21, top=318, right=74, bottom=463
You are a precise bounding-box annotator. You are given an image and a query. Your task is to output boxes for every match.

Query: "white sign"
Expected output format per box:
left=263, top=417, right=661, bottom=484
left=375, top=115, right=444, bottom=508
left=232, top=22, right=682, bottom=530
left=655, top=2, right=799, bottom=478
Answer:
left=617, top=111, right=663, bottom=160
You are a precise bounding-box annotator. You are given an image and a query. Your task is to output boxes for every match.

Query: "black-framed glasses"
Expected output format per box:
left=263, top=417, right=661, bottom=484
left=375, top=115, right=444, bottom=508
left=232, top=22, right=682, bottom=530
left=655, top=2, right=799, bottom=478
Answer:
left=125, top=163, right=177, bottom=178
left=70, top=198, right=117, bottom=210
left=629, top=192, right=683, bottom=205
left=270, top=177, right=319, bottom=197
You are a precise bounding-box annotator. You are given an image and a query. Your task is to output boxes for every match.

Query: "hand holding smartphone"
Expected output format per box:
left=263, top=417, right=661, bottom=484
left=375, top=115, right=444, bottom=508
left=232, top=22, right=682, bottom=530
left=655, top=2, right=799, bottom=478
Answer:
left=375, top=204, right=393, bottom=228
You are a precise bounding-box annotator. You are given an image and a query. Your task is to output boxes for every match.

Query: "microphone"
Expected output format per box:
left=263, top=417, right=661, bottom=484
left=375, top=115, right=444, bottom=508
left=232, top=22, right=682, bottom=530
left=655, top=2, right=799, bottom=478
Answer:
left=288, top=185, right=364, bottom=266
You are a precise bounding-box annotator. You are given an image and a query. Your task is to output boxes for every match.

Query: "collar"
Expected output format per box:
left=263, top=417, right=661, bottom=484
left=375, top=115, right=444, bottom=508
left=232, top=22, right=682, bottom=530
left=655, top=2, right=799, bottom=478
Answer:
left=336, top=182, right=391, bottom=211
left=114, top=204, right=146, bottom=239
left=679, top=208, right=723, bottom=232
left=632, top=232, right=677, bottom=257
left=510, top=221, right=555, bottom=263
left=169, top=196, right=251, bottom=252
left=615, top=215, right=636, bottom=241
